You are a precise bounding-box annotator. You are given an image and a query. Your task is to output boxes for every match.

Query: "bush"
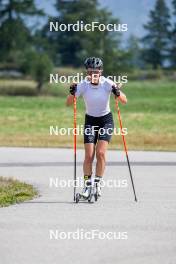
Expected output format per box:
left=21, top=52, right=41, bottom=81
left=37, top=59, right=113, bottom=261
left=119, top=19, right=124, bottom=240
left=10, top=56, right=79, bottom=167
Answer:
left=0, top=86, right=37, bottom=96
left=0, top=80, right=37, bottom=96
left=127, top=69, right=165, bottom=80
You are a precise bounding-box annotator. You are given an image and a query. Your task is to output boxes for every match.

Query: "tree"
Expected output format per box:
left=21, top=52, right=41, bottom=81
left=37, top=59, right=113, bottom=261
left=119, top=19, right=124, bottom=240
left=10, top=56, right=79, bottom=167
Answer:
left=21, top=50, right=53, bottom=93
left=170, top=0, right=176, bottom=67
left=43, top=0, right=125, bottom=74
left=126, top=35, right=143, bottom=69
left=173, top=0, right=176, bottom=13
left=142, top=0, right=171, bottom=69
left=42, top=0, right=98, bottom=66
left=93, top=8, right=123, bottom=75
left=0, top=0, right=44, bottom=64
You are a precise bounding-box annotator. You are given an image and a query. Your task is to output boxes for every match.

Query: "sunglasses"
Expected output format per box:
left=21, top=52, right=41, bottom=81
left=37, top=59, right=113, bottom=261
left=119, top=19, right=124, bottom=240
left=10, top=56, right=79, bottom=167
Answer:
left=87, top=69, right=102, bottom=75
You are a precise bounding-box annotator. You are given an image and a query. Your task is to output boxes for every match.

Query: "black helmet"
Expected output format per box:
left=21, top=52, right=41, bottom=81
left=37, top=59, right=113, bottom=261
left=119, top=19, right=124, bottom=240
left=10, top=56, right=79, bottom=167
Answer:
left=84, top=57, right=103, bottom=69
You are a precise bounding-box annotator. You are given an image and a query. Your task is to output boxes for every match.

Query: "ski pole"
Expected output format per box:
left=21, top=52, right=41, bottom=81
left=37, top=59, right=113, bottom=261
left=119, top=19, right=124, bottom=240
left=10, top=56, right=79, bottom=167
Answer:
left=115, top=99, right=138, bottom=202
left=73, top=95, right=77, bottom=201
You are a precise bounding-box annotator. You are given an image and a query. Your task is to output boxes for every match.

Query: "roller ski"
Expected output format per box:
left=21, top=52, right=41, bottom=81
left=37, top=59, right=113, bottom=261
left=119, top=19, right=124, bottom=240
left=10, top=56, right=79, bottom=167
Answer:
left=75, top=176, right=102, bottom=203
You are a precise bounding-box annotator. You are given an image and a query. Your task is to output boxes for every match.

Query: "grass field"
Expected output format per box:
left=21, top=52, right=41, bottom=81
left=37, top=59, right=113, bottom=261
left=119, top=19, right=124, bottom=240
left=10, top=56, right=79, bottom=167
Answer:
left=0, top=80, right=175, bottom=151
left=0, top=176, right=38, bottom=207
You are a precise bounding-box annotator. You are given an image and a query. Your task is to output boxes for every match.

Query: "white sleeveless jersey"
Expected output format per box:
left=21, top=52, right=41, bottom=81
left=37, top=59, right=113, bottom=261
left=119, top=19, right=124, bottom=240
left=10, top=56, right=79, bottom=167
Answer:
left=75, top=76, right=115, bottom=117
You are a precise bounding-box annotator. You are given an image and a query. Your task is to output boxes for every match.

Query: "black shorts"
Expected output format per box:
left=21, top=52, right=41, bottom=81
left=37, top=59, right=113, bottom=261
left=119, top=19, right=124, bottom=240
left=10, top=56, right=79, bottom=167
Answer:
left=84, top=112, right=114, bottom=144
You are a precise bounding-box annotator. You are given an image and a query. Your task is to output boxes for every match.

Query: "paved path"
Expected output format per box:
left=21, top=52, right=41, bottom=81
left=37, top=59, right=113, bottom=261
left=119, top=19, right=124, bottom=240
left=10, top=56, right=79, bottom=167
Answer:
left=0, top=147, right=176, bottom=264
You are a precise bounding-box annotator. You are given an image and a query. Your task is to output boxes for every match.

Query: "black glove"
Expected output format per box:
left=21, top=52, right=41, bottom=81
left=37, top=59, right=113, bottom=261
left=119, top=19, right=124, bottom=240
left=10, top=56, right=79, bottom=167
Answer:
left=112, top=85, right=120, bottom=97
left=70, top=83, right=77, bottom=96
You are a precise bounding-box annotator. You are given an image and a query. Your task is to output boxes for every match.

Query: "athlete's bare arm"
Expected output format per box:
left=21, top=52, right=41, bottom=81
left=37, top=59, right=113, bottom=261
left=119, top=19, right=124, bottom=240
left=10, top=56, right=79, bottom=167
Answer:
left=118, top=91, right=127, bottom=104
left=66, top=95, right=74, bottom=106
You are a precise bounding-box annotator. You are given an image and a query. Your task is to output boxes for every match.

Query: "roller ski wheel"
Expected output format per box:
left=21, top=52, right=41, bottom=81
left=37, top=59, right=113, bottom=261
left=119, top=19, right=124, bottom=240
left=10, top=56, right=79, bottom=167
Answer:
left=88, top=191, right=94, bottom=203
left=94, top=192, right=98, bottom=202
left=75, top=193, right=80, bottom=203
left=93, top=181, right=99, bottom=202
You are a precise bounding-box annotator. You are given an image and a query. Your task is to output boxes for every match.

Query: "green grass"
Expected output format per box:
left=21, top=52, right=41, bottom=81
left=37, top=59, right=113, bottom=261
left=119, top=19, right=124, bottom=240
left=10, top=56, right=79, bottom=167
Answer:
left=0, top=176, right=38, bottom=207
left=0, top=80, right=175, bottom=150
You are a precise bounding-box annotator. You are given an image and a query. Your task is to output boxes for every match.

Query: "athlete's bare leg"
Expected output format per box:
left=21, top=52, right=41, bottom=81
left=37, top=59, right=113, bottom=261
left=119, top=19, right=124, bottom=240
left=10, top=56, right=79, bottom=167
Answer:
left=95, top=140, right=109, bottom=176
left=83, top=143, right=95, bottom=176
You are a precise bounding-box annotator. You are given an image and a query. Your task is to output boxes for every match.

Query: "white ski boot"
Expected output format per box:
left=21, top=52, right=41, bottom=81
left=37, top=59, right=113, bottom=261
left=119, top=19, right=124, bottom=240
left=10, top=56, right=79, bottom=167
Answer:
left=94, top=176, right=102, bottom=199
left=82, top=178, right=92, bottom=199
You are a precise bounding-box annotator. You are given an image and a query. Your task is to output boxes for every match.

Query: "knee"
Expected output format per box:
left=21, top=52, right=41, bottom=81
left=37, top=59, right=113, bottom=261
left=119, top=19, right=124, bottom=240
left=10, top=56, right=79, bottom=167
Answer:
left=96, top=149, right=105, bottom=161
left=85, top=154, right=94, bottom=163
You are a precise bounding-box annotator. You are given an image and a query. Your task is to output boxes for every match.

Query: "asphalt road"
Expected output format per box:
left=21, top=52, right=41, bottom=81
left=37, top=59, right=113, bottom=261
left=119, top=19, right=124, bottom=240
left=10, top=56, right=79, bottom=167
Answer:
left=0, top=147, right=176, bottom=264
